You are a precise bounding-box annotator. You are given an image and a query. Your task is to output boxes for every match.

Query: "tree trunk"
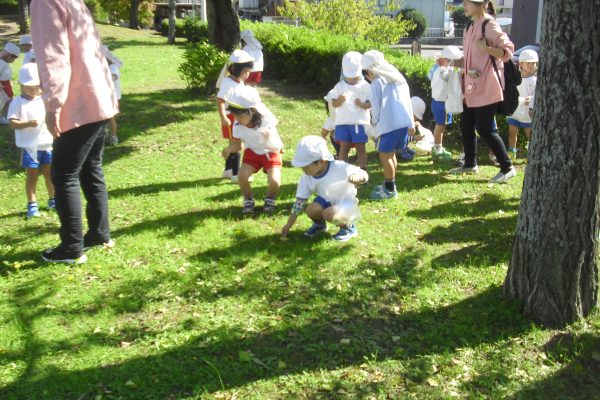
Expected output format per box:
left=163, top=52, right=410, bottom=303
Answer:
left=167, top=0, right=176, bottom=44
left=504, top=0, right=600, bottom=328
left=130, top=0, right=140, bottom=29
left=18, top=0, right=29, bottom=34
left=206, top=0, right=240, bottom=52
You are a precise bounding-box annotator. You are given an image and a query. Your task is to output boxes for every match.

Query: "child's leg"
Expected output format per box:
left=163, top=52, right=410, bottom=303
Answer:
left=306, top=202, right=325, bottom=223
left=338, top=141, right=351, bottom=163
left=25, top=167, right=39, bottom=203
left=109, top=116, right=117, bottom=137
left=265, top=166, right=281, bottom=199
left=433, top=124, right=445, bottom=146
left=238, top=163, right=256, bottom=199
left=379, top=152, right=396, bottom=182
left=524, top=128, right=532, bottom=142
left=40, top=163, right=55, bottom=199
left=321, top=206, right=336, bottom=223
left=508, top=124, right=519, bottom=150
left=355, top=143, right=367, bottom=170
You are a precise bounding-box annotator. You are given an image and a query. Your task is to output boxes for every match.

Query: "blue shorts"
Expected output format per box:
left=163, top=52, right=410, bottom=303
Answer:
left=313, top=196, right=332, bottom=210
left=507, top=118, right=532, bottom=129
left=431, top=100, right=452, bottom=125
left=21, top=150, right=52, bottom=169
left=376, top=128, right=409, bottom=153
left=334, top=124, right=368, bottom=144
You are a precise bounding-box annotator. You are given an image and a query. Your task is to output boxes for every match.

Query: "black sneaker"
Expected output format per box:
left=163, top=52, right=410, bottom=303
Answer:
left=41, top=247, right=88, bottom=264
left=83, top=238, right=115, bottom=252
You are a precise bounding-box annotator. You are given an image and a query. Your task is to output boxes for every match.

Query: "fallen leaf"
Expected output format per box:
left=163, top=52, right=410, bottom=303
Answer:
left=426, top=378, right=439, bottom=387
left=119, top=341, right=132, bottom=348
left=392, top=336, right=401, bottom=342
left=124, top=380, right=136, bottom=388
left=278, top=360, right=287, bottom=369
left=340, top=338, right=351, bottom=345
left=93, top=326, right=102, bottom=334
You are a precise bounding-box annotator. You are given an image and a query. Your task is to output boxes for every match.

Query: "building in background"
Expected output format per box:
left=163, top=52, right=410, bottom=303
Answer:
left=511, top=0, right=543, bottom=48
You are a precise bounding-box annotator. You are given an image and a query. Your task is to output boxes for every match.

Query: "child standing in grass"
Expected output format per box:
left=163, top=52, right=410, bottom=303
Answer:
left=329, top=51, right=371, bottom=170
left=103, top=45, right=123, bottom=146
left=8, top=63, right=55, bottom=218
left=240, top=30, right=263, bottom=86
left=361, top=50, right=414, bottom=200
left=281, top=136, right=368, bottom=242
left=221, top=86, right=283, bottom=215
left=19, top=35, right=35, bottom=64
left=216, top=50, right=255, bottom=183
left=507, top=49, right=538, bottom=159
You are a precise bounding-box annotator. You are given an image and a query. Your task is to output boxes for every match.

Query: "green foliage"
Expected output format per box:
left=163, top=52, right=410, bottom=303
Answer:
left=182, top=17, right=209, bottom=43
left=99, top=0, right=154, bottom=27
left=278, top=0, right=413, bottom=45
left=400, top=8, right=427, bottom=39
left=0, top=0, right=17, bottom=14
left=178, top=42, right=229, bottom=93
left=160, top=18, right=186, bottom=37
left=451, top=6, right=471, bottom=28
left=240, top=21, right=433, bottom=101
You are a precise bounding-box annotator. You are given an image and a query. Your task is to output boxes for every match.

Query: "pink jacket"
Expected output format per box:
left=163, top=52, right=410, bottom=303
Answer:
left=462, top=17, right=514, bottom=108
left=30, top=0, right=118, bottom=134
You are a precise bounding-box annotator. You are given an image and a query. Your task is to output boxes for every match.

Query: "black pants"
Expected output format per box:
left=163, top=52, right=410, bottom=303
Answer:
left=460, top=103, right=512, bottom=173
left=51, top=120, right=110, bottom=255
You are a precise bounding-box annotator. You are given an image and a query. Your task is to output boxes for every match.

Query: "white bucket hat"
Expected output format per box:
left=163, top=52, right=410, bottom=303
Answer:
left=19, top=63, right=40, bottom=86
left=227, top=86, right=261, bottom=109
left=342, top=51, right=363, bottom=79
left=411, top=96, right=426, bottom=121
left=292, top=136, right=334, bottom=167
left=240, top=30, right=262, bottom=50
left=519, top=49, right=539, bottom=63
left=4, top=42, right=20, bottom=57
left=441, top=45, right=463, bottom=60
left=361, top=49, right=406, bottom=83
left=229, top=49, right=255, bottom=64
left=19, top=35, right=32, bottom=46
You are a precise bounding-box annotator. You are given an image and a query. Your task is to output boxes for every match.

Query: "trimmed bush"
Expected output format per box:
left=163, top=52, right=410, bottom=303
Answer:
left=400, top=8, right=427, bottom=39
left=160, top=18, right=186, bottom=38
left=182, top=17, right=209, bottom=43
left=240, top=21, right=433, bottom=102
left=178, top=42, right=229, bottom=94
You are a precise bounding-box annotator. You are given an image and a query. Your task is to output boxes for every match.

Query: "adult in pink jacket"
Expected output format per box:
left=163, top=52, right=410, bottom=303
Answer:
left=450, top=0, right=516, bottom=183
left=31, top=0, right=119, bottom=264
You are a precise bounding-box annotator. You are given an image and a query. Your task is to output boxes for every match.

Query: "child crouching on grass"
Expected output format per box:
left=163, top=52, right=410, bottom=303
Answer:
left=281, top=136, right=368, bottom=242
left=221, top=86, right=283, bottom=216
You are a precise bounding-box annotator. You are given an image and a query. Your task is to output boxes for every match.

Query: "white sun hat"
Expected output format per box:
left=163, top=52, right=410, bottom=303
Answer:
left=240, top=30, right=262, bottom=50
left=342, top=51, right=363, bottom=79
left=4, top=42, right=20, bottom=57
left=292, top=136, right=334, bottom=167
left=229, top=49, right=255, bottom=64
left=18, top=63, right=40, bottom=86
left=519, top=49, right=539, bottom=63
left=227, top=85, right=261, bottom=109
left=19, top=35, right=32, bottom=46
left=441, top=45, right=463, bottom=60
left=411, top=96, right=426, bottom=121
left=361, top=49, right=406, bottom=83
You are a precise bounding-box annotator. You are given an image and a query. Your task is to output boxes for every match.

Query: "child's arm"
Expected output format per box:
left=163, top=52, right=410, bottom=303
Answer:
left=281, top=198, right=308, bottom=239
left=216, top=99, right=230, bottom=126
left=331, top=94, right=346, bottom=108
left=221, top=140, right=242, bottom=159
left=9, top=118, right=38, bottom=130
left=354, top=99, right=371, bottom=109
left=348, top=168, right=369, bottom=185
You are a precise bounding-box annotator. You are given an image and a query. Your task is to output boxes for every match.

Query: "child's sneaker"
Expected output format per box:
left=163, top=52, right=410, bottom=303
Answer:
left=47, top=198, right=56, bottom=210
left=263, top=198, right=276, bottom=214
left=242, top=198, right=255, bottom=215
left=304, top=221, right=328, bottom=238
left=231, top=175, right=239, bottom=184
left=26, top=202, right=40, bottom=218
left=398, top=147, right=415, bottom=161
left=432, top=147, right=452, bottom=161
left=370, top=186, right=398, bottom=200
left=222, top=169, right=233, bottom=179
left=448, top=165, right=479, bottom=175
left=41, top=247, right=88, bottom=264
left=332, top=224, right=358, bottom=242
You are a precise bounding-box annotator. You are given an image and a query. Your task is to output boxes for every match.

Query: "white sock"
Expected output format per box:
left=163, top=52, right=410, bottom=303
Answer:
left=433, top=144, right=442, bottom=152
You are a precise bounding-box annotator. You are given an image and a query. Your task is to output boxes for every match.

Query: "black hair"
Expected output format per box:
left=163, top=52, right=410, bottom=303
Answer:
left=362, top=69, right=372, bottom=83
left=227, top=61, right=254, bottom=78
left=486, top=0, right=497, bottom=18
left=228, top=107, right=263, bottom=127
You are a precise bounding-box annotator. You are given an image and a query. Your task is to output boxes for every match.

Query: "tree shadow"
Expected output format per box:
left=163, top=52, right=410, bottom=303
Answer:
left=108, top=177, right=223, bottom=198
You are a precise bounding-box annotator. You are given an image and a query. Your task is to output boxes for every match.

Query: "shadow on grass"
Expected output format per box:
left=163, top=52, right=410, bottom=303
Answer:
left=0, top=283, right=532, bottom=400
left=108, top=177, right=223, bottom=198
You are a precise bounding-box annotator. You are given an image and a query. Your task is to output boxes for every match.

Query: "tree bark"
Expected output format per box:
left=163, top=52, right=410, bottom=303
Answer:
left=504, top=0, right=600, bottom=328
left=130, top=0, right=140, bottom=29
left=167, top=0, right=176, bottom=44
left=206, top=0, right=240, bottom=52
left=18, top=0, right=29, bottom=34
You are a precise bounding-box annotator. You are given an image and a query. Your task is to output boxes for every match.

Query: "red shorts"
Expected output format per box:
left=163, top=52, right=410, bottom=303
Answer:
left=243, top=148, right=282, bottom=173
left=246, top=71, right=262, bottom=84
left=221, top=113, right=236, bottom=139
left=1, top=80, right=13, bottom=99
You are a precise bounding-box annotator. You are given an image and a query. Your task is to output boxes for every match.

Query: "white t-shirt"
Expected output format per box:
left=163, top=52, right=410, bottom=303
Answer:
left=232, top=107, right=283, bottom=155
left=322, top=89, right=337, bottom=131
left=510, top=75, right=537, bottom=123
left=243, top=46, right=264, bottom=72
left=23, top=50, right=35, bottom=64
left=295, top=160, right=367, bottom=204
left=0, top=59, right=12, bottom=81
left=7, top=95, right=53, bottom=158
left=330, top=79, right=371, bottom=126
left=217, top=76, right=243, bottom=103
left=109, top=63, right=121, bottom=100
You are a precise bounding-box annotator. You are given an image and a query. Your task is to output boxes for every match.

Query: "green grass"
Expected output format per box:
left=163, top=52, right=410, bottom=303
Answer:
left=1, top=24, right=599, bottom=400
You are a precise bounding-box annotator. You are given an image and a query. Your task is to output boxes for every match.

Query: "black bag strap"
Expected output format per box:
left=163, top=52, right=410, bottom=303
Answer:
left=482, top=18, right=504, bottom=90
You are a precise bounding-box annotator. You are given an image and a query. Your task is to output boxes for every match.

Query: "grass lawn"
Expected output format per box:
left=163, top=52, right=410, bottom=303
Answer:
left=0, top=24, right=599, bottom=400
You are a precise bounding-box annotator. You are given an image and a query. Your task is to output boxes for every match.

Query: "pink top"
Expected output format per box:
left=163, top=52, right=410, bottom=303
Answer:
left=462, top=16, right=514, bottom=108
left=30, top=0, right=118, bottom=134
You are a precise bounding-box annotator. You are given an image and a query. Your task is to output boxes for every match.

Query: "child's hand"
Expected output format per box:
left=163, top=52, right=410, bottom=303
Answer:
left=408, top=127, right=416, bottom=137
left=221, top=147, right=230, bottom=159
left=337, top=94, right=346, bottom=104
left=348, top=173, right=365, bottom=185
left=414, top=134, right=424, bottom=141
left=354, top=98, right=362, bottom=107
left=221, top=116, right=231, bottom=127
left=281, top=223, right=292, bottom=239
left=28, top=120, right=39, bottom=127
left=524, top=96, right=531, bottom=105
left=321, top=128, right=331, bottom=138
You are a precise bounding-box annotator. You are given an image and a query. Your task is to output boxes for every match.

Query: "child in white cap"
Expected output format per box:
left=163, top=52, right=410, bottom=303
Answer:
left=216, top=49, right=255, bottom=182
left=19, top=35, right=35, bottom=64
left=221, top=86, right=283, bottom=215
left=7, top=63, right=55, bottom=218
left=329, top=51, right=371, bottom=170
left=0, top=42, right=20, bottom=125
left=281, top=136, right=368, bottom=242
left=361, top=50, right=414, bottom=200
left=507, top=49, right=538, bottom=158
left=240, top=30, right=263, bottom=86
left=429, top=45, right=463, bottom=161
left=102, top=45, right=123, bottom=146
